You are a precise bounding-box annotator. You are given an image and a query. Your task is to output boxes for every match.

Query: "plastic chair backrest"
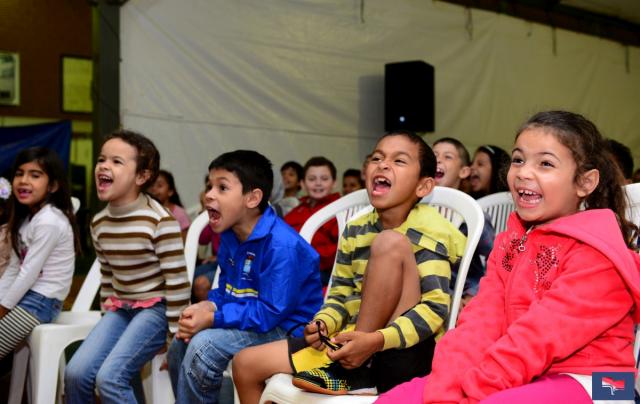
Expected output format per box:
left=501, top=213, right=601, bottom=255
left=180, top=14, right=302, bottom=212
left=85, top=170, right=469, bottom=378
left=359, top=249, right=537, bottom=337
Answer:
left=419, top=187, right=484, bottom=329
left=71, top=197, right=81, bottom=214
left=70, top=259, right=101, bottom=312
left=303, top=187, right=483, bottom=330
left=299, top=189, right=370, bottom=243
left=184, top=211, right=211, bottom=282
left=476, top=191, right=515, bottom=234
left=624, top=184, right=640, bottom=364
left=624, top=183, right=640, bottom=231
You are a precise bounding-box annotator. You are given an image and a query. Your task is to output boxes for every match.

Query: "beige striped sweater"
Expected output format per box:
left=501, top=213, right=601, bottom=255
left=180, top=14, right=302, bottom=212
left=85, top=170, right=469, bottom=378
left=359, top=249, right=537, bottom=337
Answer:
left=91, top=193, right=191, bottom=335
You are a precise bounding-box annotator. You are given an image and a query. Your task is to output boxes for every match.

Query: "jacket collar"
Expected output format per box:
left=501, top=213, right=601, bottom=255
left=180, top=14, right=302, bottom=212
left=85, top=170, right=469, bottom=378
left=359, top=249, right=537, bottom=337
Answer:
left=221, top=206, right=277, bottom=248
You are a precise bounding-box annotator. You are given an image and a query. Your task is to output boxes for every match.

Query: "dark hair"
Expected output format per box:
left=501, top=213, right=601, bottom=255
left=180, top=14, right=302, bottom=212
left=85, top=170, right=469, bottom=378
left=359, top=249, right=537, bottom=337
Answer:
left=607, top=139, right=634, bottom=180
left=104, top=129, right=160, bottom=191
left=378, top=130, right=436, bottom=178
left=208, top=150, right=273, bottom=212
left=303, top=157, right=337, bottom=180
left=280, top=161, right=304, bottom=180
left=473, top=144, right=510, bottom=196
left=343, top=169, right=364, bottom=186
left=7, top=147, right=81, bottom=255
left=433, top=137, right=471, bottom=166
left=517, top=110, right=637, bottom=247
left=0, top=201, right=8, bottom=225
left=157, top=169, right=183, bottom=207
left=343, top=168, right=362, bottom=179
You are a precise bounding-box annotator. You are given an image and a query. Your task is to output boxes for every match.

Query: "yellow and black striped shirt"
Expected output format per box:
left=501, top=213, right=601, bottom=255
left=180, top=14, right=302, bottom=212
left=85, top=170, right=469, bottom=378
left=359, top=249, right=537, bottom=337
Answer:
left=314, top=204, right=466, bottom=350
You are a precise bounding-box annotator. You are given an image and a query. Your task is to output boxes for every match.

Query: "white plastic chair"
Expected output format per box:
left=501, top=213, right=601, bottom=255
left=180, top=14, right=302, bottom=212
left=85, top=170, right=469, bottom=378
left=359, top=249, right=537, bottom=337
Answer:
left=71, top=196, right=81, bottom=214
left=623, top=183, right=640, bottom=391
left=476, top=191, right=515, bottom=234
left=299, top=189, right=371, bottom=244
left=10, top=212, right=207, bottom=404
left=624, top=183, right=640, bottom=230
left=8, top=259, right=102, bottom=404
left=141, top=210, right=209, bottom=404
left=259, top=186, right=484, bottom=404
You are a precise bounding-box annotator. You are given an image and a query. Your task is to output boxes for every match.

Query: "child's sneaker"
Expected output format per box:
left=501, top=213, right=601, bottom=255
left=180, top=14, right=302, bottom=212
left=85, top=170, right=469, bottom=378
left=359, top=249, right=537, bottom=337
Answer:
left=292, top=361, right=378, bottom=395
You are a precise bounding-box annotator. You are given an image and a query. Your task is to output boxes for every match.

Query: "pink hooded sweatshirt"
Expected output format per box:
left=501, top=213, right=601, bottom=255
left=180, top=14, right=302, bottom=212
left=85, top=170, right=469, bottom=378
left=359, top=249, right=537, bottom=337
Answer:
left=416, top=209, right=640, bottom=403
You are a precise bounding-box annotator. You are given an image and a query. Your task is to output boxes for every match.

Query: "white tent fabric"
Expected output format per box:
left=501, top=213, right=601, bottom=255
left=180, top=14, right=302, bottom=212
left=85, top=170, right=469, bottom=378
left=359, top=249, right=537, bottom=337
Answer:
left=121, top=0, right=640, bottom=211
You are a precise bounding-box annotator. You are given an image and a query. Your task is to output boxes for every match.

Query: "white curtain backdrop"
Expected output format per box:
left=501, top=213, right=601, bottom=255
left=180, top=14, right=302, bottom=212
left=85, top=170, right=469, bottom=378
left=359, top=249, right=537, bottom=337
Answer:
left=121, top=0, right=640, bottom=211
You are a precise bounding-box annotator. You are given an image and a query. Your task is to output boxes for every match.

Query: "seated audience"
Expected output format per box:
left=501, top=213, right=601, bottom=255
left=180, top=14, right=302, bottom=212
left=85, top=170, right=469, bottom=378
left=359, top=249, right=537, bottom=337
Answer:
left=150, top=169, right=191, bottom=240
left=468, top=144, right=510, bottom=199
left=377, top=111, right=640, bottom=404
left=342, top=168, right=364, bottom=195
left=273, top=161, right=303, bottom=217
left=285, top=157, right=341, bottom=287
left=433, top=137, right=495, bottom=303
left=232, top=130, right=466, bottom=402
left=167, top=150, right=322, bottom=403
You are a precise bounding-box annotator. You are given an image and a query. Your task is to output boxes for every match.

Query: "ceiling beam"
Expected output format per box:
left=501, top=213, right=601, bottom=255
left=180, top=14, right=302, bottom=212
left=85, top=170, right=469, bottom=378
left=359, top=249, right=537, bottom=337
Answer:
left=440, top=0, right=640, bottom=47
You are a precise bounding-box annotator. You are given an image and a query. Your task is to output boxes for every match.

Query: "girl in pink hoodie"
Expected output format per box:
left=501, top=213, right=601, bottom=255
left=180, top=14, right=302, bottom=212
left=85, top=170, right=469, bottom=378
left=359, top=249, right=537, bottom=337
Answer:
left=377, top=111, right=640, bottom=404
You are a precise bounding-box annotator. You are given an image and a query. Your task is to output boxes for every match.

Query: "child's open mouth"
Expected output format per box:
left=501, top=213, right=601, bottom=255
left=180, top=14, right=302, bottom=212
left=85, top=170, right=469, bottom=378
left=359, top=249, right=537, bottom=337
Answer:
left=517, top=189, right=542, bottom=205
left=435, top=168, right=444, bottom=180
left=371, top=176, right=391, bottom=196
left=207, top=207, right=222, bottom=226
left=16, top=188, right=31, bottom=199
left=97, top=175, right=113, bottom=191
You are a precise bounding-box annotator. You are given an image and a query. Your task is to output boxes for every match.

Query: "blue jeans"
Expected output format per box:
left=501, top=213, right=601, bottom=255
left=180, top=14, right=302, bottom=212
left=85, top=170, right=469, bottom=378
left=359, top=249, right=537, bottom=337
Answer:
left=64, top=302, right=168, bottom=404
left=167, top=326, right=287, bottom=404
left=18, top=289, right=62, bottom=323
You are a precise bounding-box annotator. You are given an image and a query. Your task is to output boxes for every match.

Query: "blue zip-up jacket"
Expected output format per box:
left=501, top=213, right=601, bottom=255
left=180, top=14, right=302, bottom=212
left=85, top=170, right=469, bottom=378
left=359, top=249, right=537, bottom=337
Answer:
left=209, top=207, right=322, bottom=337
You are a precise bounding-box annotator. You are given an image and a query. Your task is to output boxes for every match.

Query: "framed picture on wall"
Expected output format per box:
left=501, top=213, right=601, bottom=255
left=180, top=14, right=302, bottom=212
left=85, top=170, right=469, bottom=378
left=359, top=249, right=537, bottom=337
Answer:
left=0, top=51, right=20, bottom=106
left=61, top=56, right=93, bottom=113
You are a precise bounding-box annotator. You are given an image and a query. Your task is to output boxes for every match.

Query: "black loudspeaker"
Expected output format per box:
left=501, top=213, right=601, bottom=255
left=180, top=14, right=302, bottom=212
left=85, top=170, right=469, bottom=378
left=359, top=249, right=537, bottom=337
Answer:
left=384, top=61, right=435, bottom=133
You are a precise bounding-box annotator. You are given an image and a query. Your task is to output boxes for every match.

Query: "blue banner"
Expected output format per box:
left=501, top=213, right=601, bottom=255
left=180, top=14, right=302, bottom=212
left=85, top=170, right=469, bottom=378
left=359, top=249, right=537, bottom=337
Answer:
left=0, top=121, right=72, bottom=176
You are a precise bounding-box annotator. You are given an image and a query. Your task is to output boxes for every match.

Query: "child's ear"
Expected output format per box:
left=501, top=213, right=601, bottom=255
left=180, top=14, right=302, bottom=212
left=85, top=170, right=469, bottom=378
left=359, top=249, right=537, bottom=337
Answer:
left=416, top=176, right=435, bottom=199
left=245, top=188, right=264, bottom=209
left=48, top=181, right=59, bottom=194
left=136, top=170, right=151, bottom=187
left=576, top=168, right=600, bottom=198
left=458, top=166, right=471, bottom=180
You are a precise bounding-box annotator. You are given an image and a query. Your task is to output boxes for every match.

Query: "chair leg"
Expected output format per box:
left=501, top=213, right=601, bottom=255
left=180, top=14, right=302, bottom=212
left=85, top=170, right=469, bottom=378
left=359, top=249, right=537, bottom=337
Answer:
left=144, top=353, right=175, bottom=404
left=28, top=333, right=66, bottom=404
left=8, top=343, right=29, bottom=404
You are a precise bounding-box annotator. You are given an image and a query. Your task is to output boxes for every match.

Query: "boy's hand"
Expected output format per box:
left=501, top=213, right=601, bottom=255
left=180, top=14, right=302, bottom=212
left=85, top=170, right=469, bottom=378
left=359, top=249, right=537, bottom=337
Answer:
left=304, top=320, right=327, bottom=350
left=0, top=305, right=8, bottom=320
left=326, top=331, right=384, bottom=369
left=177, top=301, right=215, bottom=342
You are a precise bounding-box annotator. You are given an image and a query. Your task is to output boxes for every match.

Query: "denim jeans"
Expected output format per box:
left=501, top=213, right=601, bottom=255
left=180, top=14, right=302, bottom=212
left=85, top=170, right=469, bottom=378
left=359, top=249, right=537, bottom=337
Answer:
left=64, top=302, right=168, bottom=404
left=17, top=289, right=62, bottom=323
left=167, top=326, right=287, bottom=404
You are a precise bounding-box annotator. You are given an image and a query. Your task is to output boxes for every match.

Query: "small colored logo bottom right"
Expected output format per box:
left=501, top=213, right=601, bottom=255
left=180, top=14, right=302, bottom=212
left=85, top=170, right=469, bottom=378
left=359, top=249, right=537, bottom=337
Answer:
left=592, top=372, right=635, bottom=400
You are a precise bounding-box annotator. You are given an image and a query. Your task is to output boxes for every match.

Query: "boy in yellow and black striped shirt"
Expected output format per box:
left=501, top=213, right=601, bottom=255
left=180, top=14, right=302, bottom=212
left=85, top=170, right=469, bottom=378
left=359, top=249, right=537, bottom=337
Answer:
left=233, top=130, right=466, bottom=400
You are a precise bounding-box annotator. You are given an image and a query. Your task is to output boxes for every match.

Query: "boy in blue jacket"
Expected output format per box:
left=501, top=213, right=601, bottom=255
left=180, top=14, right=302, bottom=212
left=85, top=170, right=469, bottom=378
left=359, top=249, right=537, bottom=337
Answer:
left=167, top=150, right=323, bottom=403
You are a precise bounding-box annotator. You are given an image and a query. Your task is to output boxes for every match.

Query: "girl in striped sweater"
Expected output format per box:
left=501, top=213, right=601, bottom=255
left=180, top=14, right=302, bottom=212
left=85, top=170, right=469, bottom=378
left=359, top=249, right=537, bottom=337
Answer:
left=65, top=130, right=191, bottom=404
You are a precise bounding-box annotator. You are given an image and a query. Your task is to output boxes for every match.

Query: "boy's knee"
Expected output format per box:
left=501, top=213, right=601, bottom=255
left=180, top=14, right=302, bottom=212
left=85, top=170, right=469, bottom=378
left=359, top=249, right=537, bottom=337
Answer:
left=232, top=348, right=250, bottom=380
left=193, top=275, right=212, bottom=301
left=371, top=230, right=411, bottom=256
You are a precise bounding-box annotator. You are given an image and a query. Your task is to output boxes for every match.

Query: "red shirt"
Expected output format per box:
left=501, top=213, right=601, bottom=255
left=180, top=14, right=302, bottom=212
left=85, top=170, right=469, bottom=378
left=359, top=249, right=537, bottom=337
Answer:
left=284, top=193, right=340, bottom=273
